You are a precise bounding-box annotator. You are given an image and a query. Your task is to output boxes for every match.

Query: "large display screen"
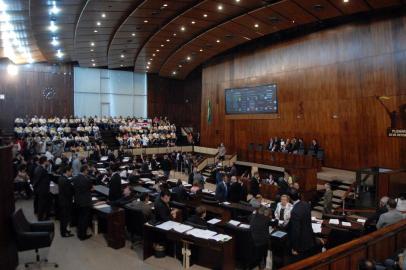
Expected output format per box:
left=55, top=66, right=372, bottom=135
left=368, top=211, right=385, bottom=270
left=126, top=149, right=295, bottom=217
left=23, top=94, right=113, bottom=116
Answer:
left=225, top=84, right=278, bottom=115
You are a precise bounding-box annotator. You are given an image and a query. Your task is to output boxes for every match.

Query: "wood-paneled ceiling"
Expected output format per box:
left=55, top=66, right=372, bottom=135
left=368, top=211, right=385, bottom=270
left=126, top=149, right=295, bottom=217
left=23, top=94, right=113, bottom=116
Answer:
left=1, top=0, right=404, bottom=78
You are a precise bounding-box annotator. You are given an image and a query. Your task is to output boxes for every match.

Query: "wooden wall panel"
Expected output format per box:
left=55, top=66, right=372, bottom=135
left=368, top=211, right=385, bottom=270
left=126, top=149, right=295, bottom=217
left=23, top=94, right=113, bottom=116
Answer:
left=200, top=14, right=406, bottom=170
left=0, top=61, right=74, bottom=132
left=147, top=68, right=202, bottom=130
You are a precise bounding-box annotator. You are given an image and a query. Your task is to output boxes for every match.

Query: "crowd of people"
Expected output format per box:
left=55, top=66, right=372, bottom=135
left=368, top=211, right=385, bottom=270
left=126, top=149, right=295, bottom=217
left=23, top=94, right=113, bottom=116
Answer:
left=268, top=137, right=321, bottom=155
left=13, top=115, right=178, bottom=149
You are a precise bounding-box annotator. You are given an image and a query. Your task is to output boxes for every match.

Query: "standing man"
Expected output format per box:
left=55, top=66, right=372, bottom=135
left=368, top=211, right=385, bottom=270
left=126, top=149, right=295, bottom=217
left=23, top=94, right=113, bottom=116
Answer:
left=288, top=189, right=317, bottom=262
left=323, top=183, right=333, bottom=214
left=58, top=165, right=74, bottom=237
left=215, top=176, right=228, bottom=202
left=161, top=155, right=171, bottom=178
left=71, top=153, right=81, bottom=177
left=218, top=143, right=226, bottom=161
left=108, top=163, right=123, bottom=203
left=73, top=165, right=93, bottom=240
left=33, top=156, right=50, bottom=221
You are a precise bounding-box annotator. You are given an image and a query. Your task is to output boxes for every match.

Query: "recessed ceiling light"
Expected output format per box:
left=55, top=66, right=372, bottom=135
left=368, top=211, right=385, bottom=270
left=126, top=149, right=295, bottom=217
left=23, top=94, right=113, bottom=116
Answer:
left=101, top=13, right=106, bottom=18
left=132, top=33, right=135, bottom=36
left=199, top=48, right=203, bottom=52
left=180, top=26, right=185, bottom=31
left=186, top=56, right=191, bottom=61
left=191, top=21, right=195, bottom=24
left=120, top=64, right=123, bottom=67
left=203, top=14, right=208, bottom=18
left=56, top=49, right=63, bottom=59
left=96, top=21, right=101, bottom=26
left=178, top=64, right=182, bottom=68
left=166, top=39, right=170, bottom=42
left=90, top=49, right=94, bottom=52
left=146, top=66, right=150, bottom=69
left=254, top=24, right=259, bottom=28
left=216, top=39, right=220, bottom=43
left=92, top=63, right=96, bottom=67
left=147, top=61, right=151, bottom=65
left=144, top=20, right=148, bottom=23
left=49, top=21, right=58, bottom=32
left=343, top=0, right=349, bottom=2
left=91, top=59, right=94, bottom=62
left=152, top=54, right=156, bottom=57
left=156, top=49, right=160, bottom=52
left=217, top=5, right=223, bottom=10
left=51, top=36, right=59, bottom=46
left=161, top=44, right=164, bottom=47
left=172, top=71, right=177, bottom=75
left=94, top=29, right=98, bottom=33
left=292, top=20, right=295, bottom=23
left=90, top=42, right=95, bottom=46
left=121, top=54, right=125, bottom=58
left=50, top=4, right=60, bottom=15
left=163, top=3, right=168, bottom=7
left=235, top=0, right=240, bottom=2
left=173, top=33, right=177, bottom=36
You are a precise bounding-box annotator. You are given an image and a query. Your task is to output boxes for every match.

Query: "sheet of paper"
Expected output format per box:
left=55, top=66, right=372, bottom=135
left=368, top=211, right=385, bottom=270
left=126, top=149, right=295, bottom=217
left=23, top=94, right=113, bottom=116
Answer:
left=357, top=218, right=366, bottom=223
left=121, top=180, right=129, bottom=184
left=94, top=203, right=109, bottom=209
left=100, top=156, right=108, bottom=161
left=271, top=231, right=287, bottom=238
left=207, top=218, right=221, bottom=225
left=140, top=178, right=151, bottom=182
left=222, top=202, right=231, bottom=205
left=239, top=224, right=250, bottom=229
left=209, top=234, right=232, bottom=242
left=228, top=220, right=240, bottom=226
left=342, top=222, right=351, bottom=227
left=329, top=219, right=340, bottom=225
left=91, top=197, right=98, bottom=201
left=312, top=223, right=322, bottom=233
left=187, top=229, right=217, bottom=239
left=156, top=221, right=180, bottom=231
left=173, top=224, right=193, bottom=234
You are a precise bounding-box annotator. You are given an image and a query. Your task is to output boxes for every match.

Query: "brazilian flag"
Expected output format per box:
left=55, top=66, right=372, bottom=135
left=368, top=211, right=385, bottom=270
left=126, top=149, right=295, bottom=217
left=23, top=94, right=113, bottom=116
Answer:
left=207, top=99, right=212, bottom=124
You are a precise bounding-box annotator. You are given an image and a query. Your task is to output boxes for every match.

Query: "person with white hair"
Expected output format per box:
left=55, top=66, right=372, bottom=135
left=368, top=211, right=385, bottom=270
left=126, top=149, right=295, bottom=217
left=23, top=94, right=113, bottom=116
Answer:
left=365, top=196, right=389, bottom=229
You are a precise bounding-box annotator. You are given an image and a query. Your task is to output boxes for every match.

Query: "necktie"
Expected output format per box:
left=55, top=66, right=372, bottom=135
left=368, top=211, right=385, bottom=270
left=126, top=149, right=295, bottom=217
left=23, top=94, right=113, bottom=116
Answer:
left=280, top=208, right=285, bottom=221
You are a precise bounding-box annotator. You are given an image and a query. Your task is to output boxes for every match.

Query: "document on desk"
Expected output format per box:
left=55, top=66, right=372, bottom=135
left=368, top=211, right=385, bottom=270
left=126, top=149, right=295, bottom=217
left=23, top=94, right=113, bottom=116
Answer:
left=121, top=180, right=129, bottom=184
left=140, top=178, right=151, bottom=182
left=357, top=218, right=366, bottom=224
left=207, top=218, right=221, bottom=225
left=187, top=229, right=217, bottom=239
left=156, top=221, right=180, bottom=231
left=92, top=197, right=98, bottom=201
left=209, top=234, right=232, bottom=242
left=173, top=224, right=193, bottom=234
left=342, top=222, right=352, bottom=227
left=239, top=224, right=250, bottom=229
left=271, top=231, right=287, bottom=238
left=228, top=220, right=240, bottom=226
left=94, top=203, right=109, bottom=209
left=222, top=202, right=231, bottom=205
left=312, top=223, right=322, bottom=233
left=183, top=184, right=192, bottom=188
left=329, top=219, right=340, bottom=225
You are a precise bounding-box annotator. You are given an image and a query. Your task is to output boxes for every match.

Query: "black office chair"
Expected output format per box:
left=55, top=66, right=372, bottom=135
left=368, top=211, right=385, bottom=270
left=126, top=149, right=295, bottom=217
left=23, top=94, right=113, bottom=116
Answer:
left=12, top=209, right=58, bottom=268
left=124, top=206, right=147, bottom=248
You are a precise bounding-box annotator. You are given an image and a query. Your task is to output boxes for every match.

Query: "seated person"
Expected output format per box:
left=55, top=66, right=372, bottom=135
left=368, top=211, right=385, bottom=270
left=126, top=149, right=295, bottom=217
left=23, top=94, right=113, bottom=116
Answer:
left=365, top=196, right=389, bottom=229
left=186, top=206, right=208, bottom=228
left=215, top=176, right=228, bottom=202
left=274, top=194, right=292, bottom=226
left=126, top=193, right=152, bottom=221
left=14, top=164, right=32, bottom=198
left=396, top=193, right=406, bottom=212
left=172, top=179, right=187, bottom=201
left=154, top=190, right=176, bottom=222
left=228, top=176, right=243, bottom=203
left=108, top=163, right=123, bottom=203
left=377, top=198, right=405, bottom=229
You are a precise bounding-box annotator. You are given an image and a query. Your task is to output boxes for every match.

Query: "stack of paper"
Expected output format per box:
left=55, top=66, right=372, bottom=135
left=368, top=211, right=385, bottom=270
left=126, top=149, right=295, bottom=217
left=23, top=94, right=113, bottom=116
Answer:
left=239, top=224, right=250, bottom=229
left=209, top=234, right=232, bottom=242
left=312, top=223, right=322, bottom=233
left=228, top=220, right=240, bottom=226
left=173, top=224, right=193, bottom=233
left=186, top=229, right=217, bottom=239
left=357, top=218, right=366, bottom=224
left=207, top=218, right=221, bottom=225
left=156, top=221, right=180, bottom=231
left=100, top=156, right=108, bottom=161
left=271, top=231, right=287, bottom=238
left=329, top=219, right=340, bottom=225
left=342, top=222, right=352, bottom=227
left=222, top=202, right=231, bottom=205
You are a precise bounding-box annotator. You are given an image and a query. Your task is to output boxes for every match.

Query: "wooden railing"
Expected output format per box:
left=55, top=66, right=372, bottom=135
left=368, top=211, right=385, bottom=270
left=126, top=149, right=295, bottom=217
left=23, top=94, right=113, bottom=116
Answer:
left=280, top=219, right=406, bottom=270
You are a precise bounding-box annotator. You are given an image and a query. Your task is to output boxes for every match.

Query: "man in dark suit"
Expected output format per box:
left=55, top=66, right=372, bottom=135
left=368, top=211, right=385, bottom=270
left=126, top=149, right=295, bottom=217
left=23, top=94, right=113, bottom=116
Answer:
left=154, top=190, right=175, bottom=222
left=73, top=165, right=93, bottom=240
left=228, top=176, right=243, bottom=203
left=288, top=188, right=317, bottom=262
left=161, top=155, right=171, bottom=178
left=215, top=176, right=228, bottom=202
left=186, top=206, right=208, bottom=228
left=250, top=172, right=260, bottom=197
left=108, top=163, right=122, bottom=203
left=172, top=179, right=187, bottom=201
left=33, top=156, right=50, bottom=221
left=58, top=165, right=74, bottom=237
left=250, top=207, right=272, bottom=270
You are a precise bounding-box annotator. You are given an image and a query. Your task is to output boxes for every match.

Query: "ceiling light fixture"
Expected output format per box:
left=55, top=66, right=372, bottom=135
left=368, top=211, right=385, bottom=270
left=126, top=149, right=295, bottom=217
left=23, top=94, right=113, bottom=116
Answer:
left=101, top=13, right=106, bottom=18
left=120, top=64, right=123, bottom=67
left=217, top=5, right=223, bottom=10
left=172, top=71, right=177, bottom=75
left=203, top=14, right=208, bottom=18
left=216, top=39, right=220, bottom=43
left=48, top=20, right=58, bottom=32
left=132, top=33, right=135, bottom=36
left=173, top=33, right=177, bottom=36
left=49, top=1, right=60, bottom=15
left=254, top=23, right=259, bottom=28
left=121, top=54, right=125, bottom=58
left=91, top=59, right=94, bottom=62
left=94, top=29, right=98, bottom=33
left=90, top=42, right=95, bottom=46
left=186, top=56, right=191, bottom=61
left=180, top=26, right=185, bottom=31
left=92, top=63, right=96, bottom=67
left=51, top=36, right=59, bottom=46
left=96, top=21, right=101, bottom=26
left=56, top=49, right=63, bottom=59
left=156, top=49, right=160, bottom=52
left=166, top=39, right=170, bottom=42
left=191, top=21, right=195, bottom=24
left=144, top=20, right=148, bottom=23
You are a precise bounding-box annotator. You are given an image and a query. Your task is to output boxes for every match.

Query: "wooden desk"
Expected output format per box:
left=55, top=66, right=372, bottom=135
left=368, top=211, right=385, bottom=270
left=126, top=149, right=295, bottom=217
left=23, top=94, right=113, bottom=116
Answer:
left=93, top=205, right=125, bottom=249
left=143, top=224, right=235, bottom=270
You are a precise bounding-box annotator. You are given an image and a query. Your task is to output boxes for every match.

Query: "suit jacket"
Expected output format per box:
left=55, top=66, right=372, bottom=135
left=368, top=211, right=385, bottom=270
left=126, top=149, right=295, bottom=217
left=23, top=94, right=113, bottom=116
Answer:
left=288, top=201, right=316, bottom=253
left=58, top=175, right=73, bottom=206
left=250, top=177, right=260, bottom=196
left=278, top=178, right=290, bottom=196
left=109, top=173, right=122, bottom=202
left=154, top=198, right=171, bottom=222
left=250, top=213, right=271, bottom=246
left=33, top=165, right=50, bottom=195
left=365, top=206, right=388, bottom=226
left=376, top=210, right=405, bottom=229
left=228, top=182, right=243, bottom=203
left=73, top=173, right=92, bottom=208
left=215, top=181, right=228, bottom=202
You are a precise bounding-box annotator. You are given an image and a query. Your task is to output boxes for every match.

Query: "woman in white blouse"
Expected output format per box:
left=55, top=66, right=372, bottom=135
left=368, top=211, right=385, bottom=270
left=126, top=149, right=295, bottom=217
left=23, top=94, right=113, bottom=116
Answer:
left=275, top=194, right=293, bottom=227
